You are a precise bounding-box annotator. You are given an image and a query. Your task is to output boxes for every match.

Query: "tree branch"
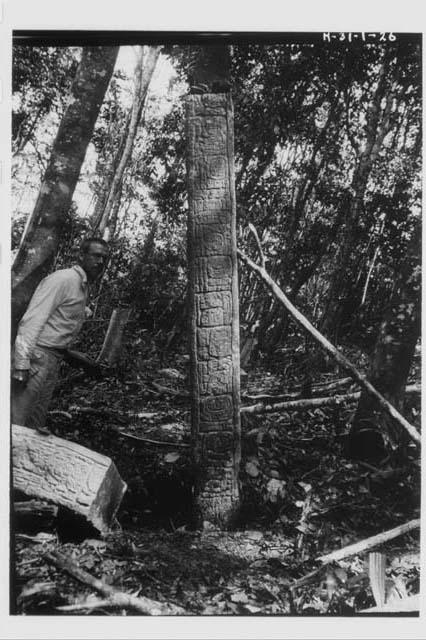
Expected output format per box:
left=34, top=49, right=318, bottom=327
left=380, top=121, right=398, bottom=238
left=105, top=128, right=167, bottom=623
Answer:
left=238, top=249, right=421, bottom=446
left=248, top=223, right=266, bottom=269
left=45, top=550, right=186, bottom=615
left=241, top=392, right=360, bottom=415
left=317, top=519, right=420, bottom=565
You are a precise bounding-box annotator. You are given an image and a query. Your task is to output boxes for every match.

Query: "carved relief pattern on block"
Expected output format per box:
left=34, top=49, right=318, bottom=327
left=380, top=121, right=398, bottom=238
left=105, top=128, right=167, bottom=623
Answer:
left=13, top=427, right=109, bottom=514
left=193, top=222, right=232, bottom=257
left=197, top=358, right=233, bottom=395
left=196, top=291, right=232, bottom=327
left=194, top=256, right=232, bottom=293
left=187, top=93, right=240, bottom=516
left=197, top=326, right=232, bottom=360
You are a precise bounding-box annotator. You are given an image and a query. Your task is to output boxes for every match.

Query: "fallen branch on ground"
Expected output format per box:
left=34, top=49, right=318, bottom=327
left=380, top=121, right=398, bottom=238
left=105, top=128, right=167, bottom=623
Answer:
left=241, top=392, right=360, bottom=415
left=48, top=410, right=188, bottom=448
left=311, top=377, right=354, bottom=393
left=290, top=565, right=325, bottom=590
left=56, top=597, right=118, bottom=612
left=291, top=520, right=420, bottom=593
left=45, top=550, right=186, bottom=615
left=317, top=519, right=420, bottom=565
left=119, top=431, right=190, bottom=448
left=59, top=406, right=163, bottom=421
left=241, top=384, right=420, bottom=415
left=238, top=248, right=421, bottom=446
left=242, top=391, right=300, bottom=402
left=151, top=382, right=189, bottom=398
left=242, top=377, right=354, bottom=402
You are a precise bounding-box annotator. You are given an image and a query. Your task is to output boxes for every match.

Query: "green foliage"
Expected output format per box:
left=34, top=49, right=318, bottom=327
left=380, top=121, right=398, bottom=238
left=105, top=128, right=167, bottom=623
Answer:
left=12, top=46, right=79, bottom=153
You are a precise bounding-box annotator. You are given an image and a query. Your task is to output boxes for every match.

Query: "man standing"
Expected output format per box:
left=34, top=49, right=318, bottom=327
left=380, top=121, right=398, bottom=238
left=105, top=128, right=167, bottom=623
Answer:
left=11, top=237, right=108, bottom=433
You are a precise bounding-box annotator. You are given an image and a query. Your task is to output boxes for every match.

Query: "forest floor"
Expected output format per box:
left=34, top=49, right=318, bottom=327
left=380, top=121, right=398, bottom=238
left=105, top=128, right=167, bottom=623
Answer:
left=12, top=346, right=421, bottom=616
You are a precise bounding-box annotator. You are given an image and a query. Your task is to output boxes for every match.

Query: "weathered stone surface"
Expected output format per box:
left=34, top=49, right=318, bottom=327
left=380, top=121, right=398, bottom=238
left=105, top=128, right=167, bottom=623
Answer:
left=187, top=92, right=241, bottom=527
left=196, top=291, right=232, bottom=327
left=197, top=358, right=233, bottom=395
left=194, top=256, right=233, bottom=293
left=12, top=424, right=127, bottom=532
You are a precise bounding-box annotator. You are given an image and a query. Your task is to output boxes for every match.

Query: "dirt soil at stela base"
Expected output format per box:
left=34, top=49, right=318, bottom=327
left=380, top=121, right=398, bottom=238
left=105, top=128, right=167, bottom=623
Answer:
left=12, top=352, right=421, bottom=616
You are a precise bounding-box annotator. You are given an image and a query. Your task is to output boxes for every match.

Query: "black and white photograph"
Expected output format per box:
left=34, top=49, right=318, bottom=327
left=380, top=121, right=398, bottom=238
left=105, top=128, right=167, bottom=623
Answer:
left=1, top=2, right=424, bottom=638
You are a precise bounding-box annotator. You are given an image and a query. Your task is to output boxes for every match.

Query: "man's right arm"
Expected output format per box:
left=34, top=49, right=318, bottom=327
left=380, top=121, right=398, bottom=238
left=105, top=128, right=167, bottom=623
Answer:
left=13, top=272, right=66, bottom=376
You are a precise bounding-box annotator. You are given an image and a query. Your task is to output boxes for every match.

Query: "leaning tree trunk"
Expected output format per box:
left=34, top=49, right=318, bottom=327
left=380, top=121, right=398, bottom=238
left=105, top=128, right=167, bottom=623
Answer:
left=95, top=46, right=161, bottom=238
left=186, top=46, right=241, bottom=528
left=12, top=46, right=119, bottom=333
left=347, top=228, right=421, bottom=461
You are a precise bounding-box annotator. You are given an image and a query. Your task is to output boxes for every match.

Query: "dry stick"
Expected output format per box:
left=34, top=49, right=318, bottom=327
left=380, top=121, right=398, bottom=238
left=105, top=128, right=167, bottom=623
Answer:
left=242, top=391, right=300, bottom=402
left=50, top=407, right=188, bottom=448
left=241, top=384, right=420, bottom=415
left=317, top=519, right=420, bottom=565
left=151, top=382, right=189, bottom=398
left=311, top=377, right=354, bottom=393
left=119, top=431, right=190, bottom=449
left=45, top=550, right=186, bottom=615
left=292, top=519, right=420, bottom=591
left=56, top=598, right=116, bottom=613
left=291, top=565, right=325, bottom=590
left=238, top=250, right=421, bottom=446
left=241, top=392, right=361, bottom=415
left=242, top=378, right=354, bottom=402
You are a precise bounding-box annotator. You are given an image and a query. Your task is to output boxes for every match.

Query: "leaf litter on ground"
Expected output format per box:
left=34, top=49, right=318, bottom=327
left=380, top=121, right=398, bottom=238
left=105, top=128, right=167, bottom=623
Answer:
left=13, top=353, right=421, bottom=615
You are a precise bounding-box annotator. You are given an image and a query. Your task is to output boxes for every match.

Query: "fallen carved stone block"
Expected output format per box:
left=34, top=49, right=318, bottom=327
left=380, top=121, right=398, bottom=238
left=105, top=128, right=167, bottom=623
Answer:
left=12, top=425, right=127, bottom=533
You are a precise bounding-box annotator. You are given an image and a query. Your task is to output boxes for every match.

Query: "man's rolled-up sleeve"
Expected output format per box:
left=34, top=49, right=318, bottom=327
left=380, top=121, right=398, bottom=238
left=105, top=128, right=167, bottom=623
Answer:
left=13, top=272, right=66, bottom=370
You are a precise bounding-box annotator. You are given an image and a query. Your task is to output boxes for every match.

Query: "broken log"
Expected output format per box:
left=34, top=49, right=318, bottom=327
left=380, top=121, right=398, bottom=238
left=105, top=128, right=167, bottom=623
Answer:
left=46, top=550, right=186, bottom=615
left=14, top=500, right=58, bottom=532
left=238, top=249, right=421, bottom=446
left=318, top=519, right=420, bottom=565
left=12, top=425, right=127, bottom=533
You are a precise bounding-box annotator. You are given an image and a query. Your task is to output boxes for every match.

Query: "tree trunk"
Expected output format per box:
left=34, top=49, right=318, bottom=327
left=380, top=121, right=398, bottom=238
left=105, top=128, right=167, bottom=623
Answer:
left=347, top=229, right=421, bottom=461
left=186, top=46, right=241, bottom=528
left=11, top=46, right=119, bottom=332
left=95, top=46, right=161, bottom=238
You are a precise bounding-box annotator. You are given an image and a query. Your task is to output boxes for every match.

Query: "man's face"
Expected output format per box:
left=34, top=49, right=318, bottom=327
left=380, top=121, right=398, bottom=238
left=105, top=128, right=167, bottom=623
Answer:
left=79, top=242, right=108, bottom=281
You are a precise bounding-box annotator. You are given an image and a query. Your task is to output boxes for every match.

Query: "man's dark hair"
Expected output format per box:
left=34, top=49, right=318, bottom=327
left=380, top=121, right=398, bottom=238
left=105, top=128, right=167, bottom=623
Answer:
left=80, top=237, right=109, bottom=254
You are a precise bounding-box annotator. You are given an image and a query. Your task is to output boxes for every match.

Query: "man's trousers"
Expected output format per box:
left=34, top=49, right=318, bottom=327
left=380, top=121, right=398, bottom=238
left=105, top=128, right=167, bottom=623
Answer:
left=11, top=346, right=63, bottom=431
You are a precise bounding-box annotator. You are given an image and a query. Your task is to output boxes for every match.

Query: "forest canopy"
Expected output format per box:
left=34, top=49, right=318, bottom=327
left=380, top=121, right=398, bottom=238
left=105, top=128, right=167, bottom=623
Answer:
left=12, top=39, right=421, bottom=355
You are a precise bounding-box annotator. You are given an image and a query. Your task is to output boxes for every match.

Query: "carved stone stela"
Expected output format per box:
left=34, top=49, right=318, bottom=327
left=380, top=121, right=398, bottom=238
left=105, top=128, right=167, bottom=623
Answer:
left=187, top=94, right=241, bottom=525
